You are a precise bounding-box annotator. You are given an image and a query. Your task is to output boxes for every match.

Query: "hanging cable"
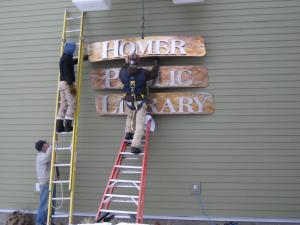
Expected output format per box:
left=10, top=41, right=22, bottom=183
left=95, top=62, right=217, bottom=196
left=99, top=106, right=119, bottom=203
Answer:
left=141, top=0, right=145, bottom=39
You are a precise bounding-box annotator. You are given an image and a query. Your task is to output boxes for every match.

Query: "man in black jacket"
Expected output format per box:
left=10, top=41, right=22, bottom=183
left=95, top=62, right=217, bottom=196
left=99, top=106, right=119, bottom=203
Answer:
left=119, top=53, right=159, bottom=154
left=56, top=42, right=82, bottom=132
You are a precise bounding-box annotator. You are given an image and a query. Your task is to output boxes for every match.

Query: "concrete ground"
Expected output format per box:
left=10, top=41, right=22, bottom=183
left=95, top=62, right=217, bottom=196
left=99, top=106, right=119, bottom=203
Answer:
left=0, top=212, right=298, bottom=225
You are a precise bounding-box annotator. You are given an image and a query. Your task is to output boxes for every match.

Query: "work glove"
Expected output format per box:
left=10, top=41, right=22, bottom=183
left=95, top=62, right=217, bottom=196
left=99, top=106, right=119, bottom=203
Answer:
left=125, top=55, right=130, bottom=64
left=69, top=85, right=77, bottom=96
left=83, top=55, right=89, bottom=61
left=153, top=57, right=160, bottom=65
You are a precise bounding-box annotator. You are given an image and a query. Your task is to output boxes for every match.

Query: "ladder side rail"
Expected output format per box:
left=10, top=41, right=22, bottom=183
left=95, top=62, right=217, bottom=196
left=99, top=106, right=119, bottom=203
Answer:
left=96, top=140, right=127, bottom=221
left=102, top=151, right=123, bottom=211
left=96, top=141, right=127, bottom=218
left=104, top=140, right=129, bottom=210
left=136, top=119, right=152, bottom=224
left=46, top=9, right=68, bottom=225
left=68, top=11, right=85, bottom=225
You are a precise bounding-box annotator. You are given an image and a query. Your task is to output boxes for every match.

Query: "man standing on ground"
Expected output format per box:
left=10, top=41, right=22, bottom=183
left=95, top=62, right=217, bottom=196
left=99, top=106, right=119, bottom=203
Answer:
left=35, top=140, right=54, bottom=225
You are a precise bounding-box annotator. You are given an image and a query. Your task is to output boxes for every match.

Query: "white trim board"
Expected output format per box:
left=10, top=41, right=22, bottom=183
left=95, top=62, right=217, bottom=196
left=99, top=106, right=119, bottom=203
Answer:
left=0, top=209, right=299, bottom=224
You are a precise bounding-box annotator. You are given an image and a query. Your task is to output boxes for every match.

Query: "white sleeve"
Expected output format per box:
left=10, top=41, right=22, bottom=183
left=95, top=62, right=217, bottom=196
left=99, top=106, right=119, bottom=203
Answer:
left=39, top=145, right=53, bottom=164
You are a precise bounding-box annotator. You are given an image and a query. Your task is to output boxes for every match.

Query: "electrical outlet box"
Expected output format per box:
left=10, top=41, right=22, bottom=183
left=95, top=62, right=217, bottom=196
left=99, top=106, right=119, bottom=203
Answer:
left=191, top=182, right=201, bottom=195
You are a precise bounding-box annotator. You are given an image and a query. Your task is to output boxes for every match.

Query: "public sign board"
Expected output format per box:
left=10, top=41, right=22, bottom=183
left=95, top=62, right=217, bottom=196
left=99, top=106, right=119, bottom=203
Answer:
left=88, top=36, right=206, bottom=62
left=89, top=66, right=208, bottom=89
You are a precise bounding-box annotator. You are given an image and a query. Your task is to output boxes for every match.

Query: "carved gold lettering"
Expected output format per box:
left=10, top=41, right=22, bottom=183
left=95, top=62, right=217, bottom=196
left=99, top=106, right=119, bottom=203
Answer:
left=170, top=40, right=187, bottom=55
left=104, top=69, right=119, bottom=88
left=194, top=96, right=207, bottom=113
left=112, top=98, right=124, bottom=114
left=102, top=40, right=120, bottom=59
left=160, top=98, right=176, bottom=113
left=101, top=95, right=108, bottom=113
left=136, top=40, right=153, bottom=55
left=179, top=97, right=194, bottom=113
left=119, top=41, right=136, bottom=56
left=155, top=40, right=171, bottom=55
left=169, top=70, right=192, bottom=86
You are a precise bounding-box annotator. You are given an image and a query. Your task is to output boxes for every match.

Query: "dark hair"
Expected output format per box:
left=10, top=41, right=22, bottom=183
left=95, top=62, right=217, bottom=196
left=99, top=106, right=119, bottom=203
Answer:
left=35, top=140, right=47, bottom=152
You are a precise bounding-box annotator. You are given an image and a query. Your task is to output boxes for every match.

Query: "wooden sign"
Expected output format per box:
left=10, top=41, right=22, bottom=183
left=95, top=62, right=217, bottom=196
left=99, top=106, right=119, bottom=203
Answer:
left=88, top=36, right=206, bottom=62
left=89, top=66, right=208, bottom=89
left=96, top=92, right=215, bottom=115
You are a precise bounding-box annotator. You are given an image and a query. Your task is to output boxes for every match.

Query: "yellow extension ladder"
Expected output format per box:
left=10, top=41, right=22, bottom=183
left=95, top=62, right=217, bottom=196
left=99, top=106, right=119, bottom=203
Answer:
left=46, top=10, right=85, bottom=225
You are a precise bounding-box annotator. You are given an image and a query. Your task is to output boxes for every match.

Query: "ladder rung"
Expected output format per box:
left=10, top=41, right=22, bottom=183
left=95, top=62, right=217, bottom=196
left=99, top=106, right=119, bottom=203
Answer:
left=53, top=180, right=70, bottom=184
left=66, top=29, right=80, bottom=33
left=121, top=170, right=141, bottom=174
left=125, top=140, right=145, bottom=144
left=100, top=209, right=137, bottom=215
left=109, top=179, right=140, bottom=188
left=115, top=165, right=142, bottom=170
left=111, top=199, right=137, bottom=204
left=114, top=214, right=131, bottom=219
left=57, top=131, right=73, bottom=135
left=120, top=152, right=144, bottom=156
left=55, top=147, right=71, bottom=151
left=54, top=163, right=71, bottom=167
left=52, top=197, right=71, bottom=200
left=113, top=184, right=138, bottom=188
left=110, top=179, right=140, bottom=184
left=106, top=194, right=138, bottom=199
left=67, top=16, right=81, bottom=20
left=52, top=214, right=69, bottom=218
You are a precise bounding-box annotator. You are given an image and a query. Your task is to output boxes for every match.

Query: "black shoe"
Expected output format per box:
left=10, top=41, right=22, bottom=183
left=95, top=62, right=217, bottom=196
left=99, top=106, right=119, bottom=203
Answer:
left=131, top=146, right=142, bottom=154
left=56, top=119, right=65, bottom=133
left=125, top=132, right=134, bottom=140
left=97, top=212, right=109, bottom=223
left=103, top=214, right=115, bottom=222
left=65, top=119, right=73, bottom=132
left=97, top=212, right=115, bottom=223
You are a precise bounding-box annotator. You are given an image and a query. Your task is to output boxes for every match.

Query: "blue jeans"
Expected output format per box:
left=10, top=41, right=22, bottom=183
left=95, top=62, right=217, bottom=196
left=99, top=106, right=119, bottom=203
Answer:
left=36, top=183, right=56, bottom=225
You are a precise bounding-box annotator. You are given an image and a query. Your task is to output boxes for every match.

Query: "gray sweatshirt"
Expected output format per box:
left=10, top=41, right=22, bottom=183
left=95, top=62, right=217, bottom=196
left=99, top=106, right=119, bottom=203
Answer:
left=36, top=146, right=52, bottom=185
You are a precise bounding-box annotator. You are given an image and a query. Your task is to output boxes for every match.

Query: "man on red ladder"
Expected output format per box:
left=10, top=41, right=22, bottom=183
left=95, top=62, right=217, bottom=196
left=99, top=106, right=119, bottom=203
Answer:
left=119, top=53, right=160, bottom=154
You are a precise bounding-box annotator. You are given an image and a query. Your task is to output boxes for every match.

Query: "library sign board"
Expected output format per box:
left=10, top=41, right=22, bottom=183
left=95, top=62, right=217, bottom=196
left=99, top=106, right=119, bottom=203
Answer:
left=88, top=36, right=215, bottom=115
left=96, top=93, right=215, bottom=115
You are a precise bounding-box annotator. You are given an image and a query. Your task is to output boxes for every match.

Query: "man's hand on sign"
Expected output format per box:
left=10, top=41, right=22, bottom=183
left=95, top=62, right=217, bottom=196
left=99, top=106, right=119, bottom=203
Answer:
left=125, top=55, right=130, bottom=64
left=153, top=57, right=160, bottom=65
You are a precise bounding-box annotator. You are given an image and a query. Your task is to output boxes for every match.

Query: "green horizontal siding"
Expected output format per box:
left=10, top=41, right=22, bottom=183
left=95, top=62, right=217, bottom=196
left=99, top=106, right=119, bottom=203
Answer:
left=0, top=0, right=300, bottom=221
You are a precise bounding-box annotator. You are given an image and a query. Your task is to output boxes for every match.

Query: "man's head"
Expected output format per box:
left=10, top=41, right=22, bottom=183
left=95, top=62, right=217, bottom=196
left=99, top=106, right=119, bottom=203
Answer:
left=35, top=140, right=49, bottom=153
left=128, top=53, right=140, bottom=65
left=64, top=42, right=77, bottom=56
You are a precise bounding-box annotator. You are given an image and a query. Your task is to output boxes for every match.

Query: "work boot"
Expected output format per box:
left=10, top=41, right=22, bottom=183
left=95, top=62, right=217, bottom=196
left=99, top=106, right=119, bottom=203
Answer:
left=103, top=214, right=115, bottom=222
left=56, top=119, right=65, bottom=133
left=97, top=212, right=115, bottom=223
left=125, top=132, right=134, bottom=140
left=131, top=146, right=142, bottom=155
left=65, top=119, right=73, bottom=132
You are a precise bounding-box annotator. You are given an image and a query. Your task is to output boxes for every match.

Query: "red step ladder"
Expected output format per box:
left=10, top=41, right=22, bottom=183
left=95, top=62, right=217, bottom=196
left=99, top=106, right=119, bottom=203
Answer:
left=95, top=118, right=152, bottom=224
